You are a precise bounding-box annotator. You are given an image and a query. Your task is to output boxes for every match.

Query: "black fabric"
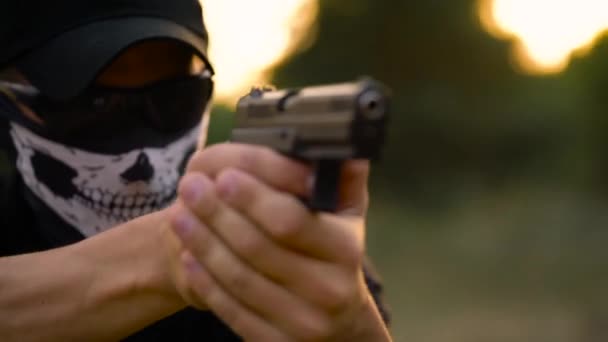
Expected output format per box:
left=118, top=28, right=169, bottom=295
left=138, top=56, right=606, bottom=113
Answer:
left=0, top=0, right=212, bottom=100
left=0, top=166, right=45, bottom=256
left=0, top=73, right=214, bottom=148
left=0, top=173, right=391, bottom=340
left=122, top=309, right=241, bottom=342
left=0, top=116, right=46, bottom=255
left=0, top=165, right=245, bottom=340
left=0, top=115, right=391, bottom=339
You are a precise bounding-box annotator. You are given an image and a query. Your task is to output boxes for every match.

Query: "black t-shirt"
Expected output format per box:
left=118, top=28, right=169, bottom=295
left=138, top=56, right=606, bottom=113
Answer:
left=0, top=170, right=390, bottom=341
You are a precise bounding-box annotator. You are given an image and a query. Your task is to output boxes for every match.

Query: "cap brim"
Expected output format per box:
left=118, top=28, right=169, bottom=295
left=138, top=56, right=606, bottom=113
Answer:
left=17, top=17, right=212, bottom=101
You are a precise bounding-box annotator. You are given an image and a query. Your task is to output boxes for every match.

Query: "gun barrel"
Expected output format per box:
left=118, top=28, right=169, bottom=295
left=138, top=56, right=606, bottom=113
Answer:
left=231, top=77, right=390, bottom=160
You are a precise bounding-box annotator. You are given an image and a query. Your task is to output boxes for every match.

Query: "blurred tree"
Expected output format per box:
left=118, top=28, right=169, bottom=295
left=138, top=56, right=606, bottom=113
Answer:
left=565, top=34, right=608, bottom=195
left=270, top=0, right=606, bottom=209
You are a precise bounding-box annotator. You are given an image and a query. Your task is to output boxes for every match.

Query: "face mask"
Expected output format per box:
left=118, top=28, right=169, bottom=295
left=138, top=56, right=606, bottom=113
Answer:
left=0, top=74, right=212, bottom=237
left=9, top=121, right=200, bottom=237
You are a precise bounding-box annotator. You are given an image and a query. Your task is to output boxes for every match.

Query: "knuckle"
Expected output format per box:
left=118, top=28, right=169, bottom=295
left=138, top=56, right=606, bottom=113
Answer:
left=254, top=144, right=276, bottom=159
left=237, top=147, right=258, bottom=171
left=208, top=142, right=231, bottom=154
left=197, top=276, right=219, bottom=305
left=190, top=231, right=212, bottom=258
left=234, top=234, right=265, bottom=260
left=222, top=309, right=249, bottom=338
left=182, top=279, right=209, bottom=310
left=341, top=236, right=365, bottom=268
left=322, top=279, right=357, bottom=313
left=185, top=149, right=209, bottom=172
left=237, top=145, right=283, bottom=174
left=215, top=301, right=242, bottom=331
left=298, top=313, right=332, bottom=342
left=204, top=285, right=242, bottom=328
left=187, top=143, right=227, bottom=172
left=236, top=144, right=272, bottom=171
left=226, top=268, right=251, bottom=294
left=175, top=219, right=210, bottom=257
left=271, top=207, right=307, bottom=241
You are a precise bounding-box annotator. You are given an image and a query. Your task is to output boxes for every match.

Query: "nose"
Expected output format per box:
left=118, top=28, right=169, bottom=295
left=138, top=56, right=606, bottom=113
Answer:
left=121, top=152, right=154, bottom=184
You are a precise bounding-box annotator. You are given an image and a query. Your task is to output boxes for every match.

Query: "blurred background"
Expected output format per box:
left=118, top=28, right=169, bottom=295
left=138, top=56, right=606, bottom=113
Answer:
left=202, top=0, right=608, bottom=341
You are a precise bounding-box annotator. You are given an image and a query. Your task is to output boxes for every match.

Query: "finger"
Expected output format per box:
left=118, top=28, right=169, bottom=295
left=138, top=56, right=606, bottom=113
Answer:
left=337, top=160, right=370, bottom=216
left=181, top=252, right=289, bottom=342
left=180, top=180, right=359, bottom=313
left=162, top=209, right=209, bottom=310
left=215, top=168, right=365, bottom=267
left=177, top=172, right=361, bottom=313
left=177, top=172, right=218, bottom=219
left=171, top=211, right=332, bottom=341
left=186, top=143, right=312, bottom=197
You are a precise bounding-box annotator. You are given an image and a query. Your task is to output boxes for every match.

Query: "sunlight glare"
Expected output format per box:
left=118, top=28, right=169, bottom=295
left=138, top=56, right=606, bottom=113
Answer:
left=479, top=0, right=608, bottom=74
left=200, top=0, right=319, bottom=105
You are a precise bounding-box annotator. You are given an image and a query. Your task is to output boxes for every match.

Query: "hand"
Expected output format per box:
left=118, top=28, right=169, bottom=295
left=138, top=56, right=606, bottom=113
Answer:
left=167, top=143, right=387, bottom=341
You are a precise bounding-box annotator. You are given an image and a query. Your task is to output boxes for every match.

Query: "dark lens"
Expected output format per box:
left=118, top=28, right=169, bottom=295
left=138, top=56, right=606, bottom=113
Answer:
left=35, top=93, right=116, bottom=135
left=145, top=75, right=213, bottom=132
left=18, top=74, right=213, bottom=138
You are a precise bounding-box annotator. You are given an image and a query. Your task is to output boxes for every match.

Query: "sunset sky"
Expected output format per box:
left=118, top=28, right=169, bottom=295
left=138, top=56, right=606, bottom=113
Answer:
left=480, top=0, right=608, bottom=74
left=200, top=0, right=318, bottom=105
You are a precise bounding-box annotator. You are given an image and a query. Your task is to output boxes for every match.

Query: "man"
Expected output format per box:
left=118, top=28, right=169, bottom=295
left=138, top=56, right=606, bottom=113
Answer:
left=0, top=0, right=391, bottom=341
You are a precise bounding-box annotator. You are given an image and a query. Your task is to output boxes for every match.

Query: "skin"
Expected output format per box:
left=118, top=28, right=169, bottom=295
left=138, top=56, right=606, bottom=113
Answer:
left=168, top=146, right=391, bottom=341
left=0, top=41, right=202, bottom=341
left=0, top=39, right=391, bottom=341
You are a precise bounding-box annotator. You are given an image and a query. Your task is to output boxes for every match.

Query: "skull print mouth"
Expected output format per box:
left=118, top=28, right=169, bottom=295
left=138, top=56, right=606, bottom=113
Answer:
left=10, top=122, right=200, bottom=237
left=74, top=186, right=176, bottom=223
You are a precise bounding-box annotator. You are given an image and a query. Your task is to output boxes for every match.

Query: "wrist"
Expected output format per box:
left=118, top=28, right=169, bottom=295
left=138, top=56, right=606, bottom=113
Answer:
left=71, top=209, right=186, bottom=313
left=134, top=209, right=186, bottom=304
left=0, top=210, right=190, bottom=341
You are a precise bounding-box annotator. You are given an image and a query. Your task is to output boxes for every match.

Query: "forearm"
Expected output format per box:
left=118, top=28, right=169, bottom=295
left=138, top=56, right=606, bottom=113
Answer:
left=0, top=211, right=186, bottom=341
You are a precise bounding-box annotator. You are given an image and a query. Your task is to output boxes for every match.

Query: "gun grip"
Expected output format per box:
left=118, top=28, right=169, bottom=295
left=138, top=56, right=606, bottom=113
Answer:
left=308, top=160, right=342, bottom=212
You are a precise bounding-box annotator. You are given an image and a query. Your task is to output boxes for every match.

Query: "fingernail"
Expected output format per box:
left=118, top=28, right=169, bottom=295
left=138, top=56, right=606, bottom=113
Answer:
left=173, top=212, right=195, bottom=238
left=181, top=177, right=205, bottom=205
left=217, top=171, right=238, bottom=200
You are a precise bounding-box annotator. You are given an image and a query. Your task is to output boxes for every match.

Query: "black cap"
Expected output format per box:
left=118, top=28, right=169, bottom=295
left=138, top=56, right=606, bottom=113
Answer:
left=0, top=0, right=213, bottom=100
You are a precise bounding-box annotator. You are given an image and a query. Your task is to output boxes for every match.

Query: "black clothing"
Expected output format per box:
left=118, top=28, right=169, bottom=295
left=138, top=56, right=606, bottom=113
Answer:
left=1, top=0, right=213, bottom=100
left=0, top=163, right=390, bottom=341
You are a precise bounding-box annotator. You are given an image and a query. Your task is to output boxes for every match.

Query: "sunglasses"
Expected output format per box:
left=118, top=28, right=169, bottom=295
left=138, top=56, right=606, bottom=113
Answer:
left=0, top=70, right=214, bottom=138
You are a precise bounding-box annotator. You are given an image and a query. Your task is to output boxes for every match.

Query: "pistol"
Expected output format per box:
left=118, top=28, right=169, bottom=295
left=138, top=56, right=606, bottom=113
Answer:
left=231, top=77, right=390, bottom=211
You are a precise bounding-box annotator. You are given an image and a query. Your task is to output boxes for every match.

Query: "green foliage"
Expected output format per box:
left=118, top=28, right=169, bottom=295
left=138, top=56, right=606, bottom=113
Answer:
left=206, top=105, right=234, bottom=145
left=271, top=0, right=608, bottom=205
left=261, top=0, right=608, bottom=340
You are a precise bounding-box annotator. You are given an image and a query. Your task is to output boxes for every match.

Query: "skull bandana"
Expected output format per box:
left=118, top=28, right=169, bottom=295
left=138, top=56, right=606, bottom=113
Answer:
left=9, top=122, right=199, bottom=237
